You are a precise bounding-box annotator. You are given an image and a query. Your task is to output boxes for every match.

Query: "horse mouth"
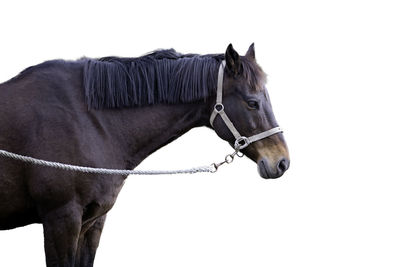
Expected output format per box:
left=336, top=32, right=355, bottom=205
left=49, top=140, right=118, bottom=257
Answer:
left=257, top=157, right=289, bottom=179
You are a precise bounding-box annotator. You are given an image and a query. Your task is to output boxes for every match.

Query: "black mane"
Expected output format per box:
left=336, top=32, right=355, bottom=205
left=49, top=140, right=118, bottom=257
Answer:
left=83, top=49, right=224, bottom=109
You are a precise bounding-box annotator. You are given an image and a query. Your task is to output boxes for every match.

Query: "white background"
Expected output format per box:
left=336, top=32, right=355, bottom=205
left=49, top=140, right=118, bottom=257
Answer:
left=1, top=0, right=400, bottom=266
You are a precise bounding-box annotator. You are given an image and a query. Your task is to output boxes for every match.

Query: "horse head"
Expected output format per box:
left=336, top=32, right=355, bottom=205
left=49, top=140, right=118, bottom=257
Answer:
left=210, top=44, right=290, bottom=179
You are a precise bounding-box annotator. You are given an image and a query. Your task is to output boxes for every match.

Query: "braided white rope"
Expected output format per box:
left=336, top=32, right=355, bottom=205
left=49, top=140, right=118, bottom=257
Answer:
left=0, top=149, right=214, bottom=175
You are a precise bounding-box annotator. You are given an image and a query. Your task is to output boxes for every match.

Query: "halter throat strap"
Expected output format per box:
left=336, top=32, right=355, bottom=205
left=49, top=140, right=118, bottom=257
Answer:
left=209, top=60, right=283, bottom=150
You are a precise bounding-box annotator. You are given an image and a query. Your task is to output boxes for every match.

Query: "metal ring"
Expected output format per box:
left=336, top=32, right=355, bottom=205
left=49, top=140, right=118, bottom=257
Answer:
left=234, top=136, right=250, bottom=150
left=225, top=154, right=234, bottom=164
left=214, top=103, right=224, bottom=113
left=236, top=151, right=244, bottom=157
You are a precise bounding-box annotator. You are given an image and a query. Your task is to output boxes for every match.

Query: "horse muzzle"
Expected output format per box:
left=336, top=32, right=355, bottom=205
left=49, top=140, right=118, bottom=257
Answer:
left=257, top=157, right=290, bottom=179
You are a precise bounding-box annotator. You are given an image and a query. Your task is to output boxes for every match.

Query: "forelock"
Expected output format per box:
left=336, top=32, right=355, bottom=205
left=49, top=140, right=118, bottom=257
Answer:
left=241, top=57, right=267, bottom=91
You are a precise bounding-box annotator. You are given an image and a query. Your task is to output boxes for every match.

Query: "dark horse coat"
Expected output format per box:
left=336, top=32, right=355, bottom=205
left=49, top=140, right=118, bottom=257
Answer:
left=0, top=44, right=289, bottom=266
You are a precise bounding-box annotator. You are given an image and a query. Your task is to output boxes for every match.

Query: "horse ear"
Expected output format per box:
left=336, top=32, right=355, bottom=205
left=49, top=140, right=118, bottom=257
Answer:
left=245, top=43, right=255, bottom=60
left=225, top=44, right=241, bottom=75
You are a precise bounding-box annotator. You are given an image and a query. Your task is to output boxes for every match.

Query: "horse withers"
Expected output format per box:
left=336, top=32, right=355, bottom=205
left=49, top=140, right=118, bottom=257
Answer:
left=0, top=44, right=289, bottom=266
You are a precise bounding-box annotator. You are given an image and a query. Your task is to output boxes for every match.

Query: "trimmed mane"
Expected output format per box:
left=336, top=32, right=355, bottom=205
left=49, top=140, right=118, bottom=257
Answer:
left=83, top=49, right=266, bottom=109
left=83, top=49, right=224, bottom=109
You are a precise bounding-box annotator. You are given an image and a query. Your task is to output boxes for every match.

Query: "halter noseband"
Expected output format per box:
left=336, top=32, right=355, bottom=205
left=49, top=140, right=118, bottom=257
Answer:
left=210, top=60, right=283, bottom=150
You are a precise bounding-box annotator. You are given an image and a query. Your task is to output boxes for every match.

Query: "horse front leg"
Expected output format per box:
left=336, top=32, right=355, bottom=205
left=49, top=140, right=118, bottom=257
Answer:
left=75, top=215, right=107, bottom=267
left=41, top=204, right=82, bottom=267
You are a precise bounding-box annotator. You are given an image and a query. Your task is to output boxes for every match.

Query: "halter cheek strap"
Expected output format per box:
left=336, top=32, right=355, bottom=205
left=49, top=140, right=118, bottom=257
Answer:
left=210, top=60, right=283, bottom=150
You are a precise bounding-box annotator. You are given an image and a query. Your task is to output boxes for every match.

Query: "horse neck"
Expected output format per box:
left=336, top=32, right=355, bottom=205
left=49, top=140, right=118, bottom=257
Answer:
left=109, top=101, right=212, bottom=170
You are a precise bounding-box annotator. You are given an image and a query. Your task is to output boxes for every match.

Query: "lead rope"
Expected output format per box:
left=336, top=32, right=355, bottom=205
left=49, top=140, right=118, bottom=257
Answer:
left=0, top=148, right=229, bottom=175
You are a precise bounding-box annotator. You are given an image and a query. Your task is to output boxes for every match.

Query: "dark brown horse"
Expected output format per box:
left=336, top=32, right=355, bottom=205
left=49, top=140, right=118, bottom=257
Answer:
left=0, top=44, right=289, bottom=266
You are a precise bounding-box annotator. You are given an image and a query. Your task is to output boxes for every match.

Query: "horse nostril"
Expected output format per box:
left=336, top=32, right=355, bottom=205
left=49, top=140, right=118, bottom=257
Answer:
left=277, top=158, right=289, bottom=173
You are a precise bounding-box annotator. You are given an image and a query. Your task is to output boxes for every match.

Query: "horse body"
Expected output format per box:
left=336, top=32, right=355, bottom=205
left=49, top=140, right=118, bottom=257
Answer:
left=0, top=44, right=289, bottom=266
left=0, top=59, right=208, bottom=265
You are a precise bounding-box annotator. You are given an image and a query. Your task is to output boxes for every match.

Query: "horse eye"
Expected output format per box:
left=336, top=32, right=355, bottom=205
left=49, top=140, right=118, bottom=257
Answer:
left=247, top=100, right=259, bottom=109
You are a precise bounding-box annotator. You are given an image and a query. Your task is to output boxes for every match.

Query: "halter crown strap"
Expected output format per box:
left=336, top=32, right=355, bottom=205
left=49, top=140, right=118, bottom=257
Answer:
left=210, top=60, right=283, bottom=150
left=210, top=61, right=242, bottom=139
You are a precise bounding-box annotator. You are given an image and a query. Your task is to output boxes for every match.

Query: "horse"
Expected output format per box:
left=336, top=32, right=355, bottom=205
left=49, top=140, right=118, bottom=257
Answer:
left=0, top=44, right=290, bottom=266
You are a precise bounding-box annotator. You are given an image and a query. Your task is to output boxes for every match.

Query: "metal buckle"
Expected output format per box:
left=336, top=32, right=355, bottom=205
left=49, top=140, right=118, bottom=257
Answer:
left=234, top=136, right=250, bottom=150
left=214, top=103, right=224, bottom=113
left=224, top=154, right=234, bottom=163
left=210, top=148, right=242, bottom=173
left=210, top=163, right=218, bottom=173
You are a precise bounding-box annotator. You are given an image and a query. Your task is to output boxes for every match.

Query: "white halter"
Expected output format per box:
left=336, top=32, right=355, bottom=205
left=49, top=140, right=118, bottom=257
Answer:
left=210, top=60, right=283, bottom=150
